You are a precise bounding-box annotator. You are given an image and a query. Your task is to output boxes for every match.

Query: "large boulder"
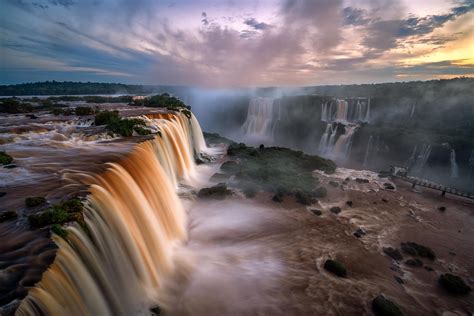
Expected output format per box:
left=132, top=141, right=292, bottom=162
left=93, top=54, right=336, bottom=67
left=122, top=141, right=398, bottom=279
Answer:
left=198, top=183, right=232, bottom=200
left=400, top=242, right=436, bottom=260
left=372, top=295, right=403, bottom=316
left=323, top=259, right=347, bottom=277
left=438, top=273, right=471, bottom=295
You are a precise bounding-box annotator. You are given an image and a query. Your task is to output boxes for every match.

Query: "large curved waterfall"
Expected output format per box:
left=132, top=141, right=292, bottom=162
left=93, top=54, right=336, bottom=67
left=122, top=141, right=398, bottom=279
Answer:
left=15, top=112, right=206, bottom=316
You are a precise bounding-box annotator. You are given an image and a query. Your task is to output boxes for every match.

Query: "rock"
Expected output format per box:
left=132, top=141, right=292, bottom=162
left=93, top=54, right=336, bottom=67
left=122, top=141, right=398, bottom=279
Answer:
left=310, top=209, right=322, bottom=216
left=295, top=190, right=316, bottom=205
left=210, top=173, right=230, bottom=182
left=438, top=206, right=446, bottom=212
left=198, top=183, right=232, bottom=200
left=400, top=242, right=436, bottom=260
left=329, top=206, right=341, bottom=215
left=438, top=273, right=471, bottom=295
left=0, top=192, right=6, bottom=198
left=383, top=247, right=403, bottom=261
left=372, top=295, right=403, bottom=316
left=394, top=276, right=404, bottom=284
left=405, top=258, right=423, bottom=267
left=345, top=177, right=350, bottom=181
left=0, top=151, right=13, bottom=165
left=259, top=144, right=264, bottom=149
left=220, top=161, right=240, bottom=174
left=3, top=164, right=17, bottom=169
left=25, top=114, right=38, bottom=119
left=346, top=201, right=353, bottom=207
left=323, top=259, right=347, bottom=277
left=242, top=185, right=258, bottom=198
left=272, top=193, right=284, bottom=203
left=150, top=306, right=161, bottom=316
left=0, top=299, right=21, bottom=316
left=424, top=266, right=434, bottom=272
left=449, top=251, right=456, bottom=256
left=313, top=186, right=327, bottom=198
left=384, top=183, right=395, bottom=190
left=28, top=207, right=70, bottom=228
left=382, top=198, right=388, bottom=203
left=25, top=196, right=47, bottom=208
left=355, top=178, right=369, bottom=183
left=329, top=181, right=339, bottom=187
left=0, top=210, right=17, bottom=222
left=353, top=227, right=366, bottom=238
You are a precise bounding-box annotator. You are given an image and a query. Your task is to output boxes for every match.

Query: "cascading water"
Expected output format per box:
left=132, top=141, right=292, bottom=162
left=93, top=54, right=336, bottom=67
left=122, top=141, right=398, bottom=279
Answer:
left=412, top=144, right=432, bottom=173
left=241, top=97, right=280, bottom=142
left=332, top=125, right=358, bottom=161
left=15, top=112, right=204, bottom=316
left=363, top=135, right=373, bottom=167
left=318, top=123, right=332, bottom=153
left=450, top=149, right=459, bottom=179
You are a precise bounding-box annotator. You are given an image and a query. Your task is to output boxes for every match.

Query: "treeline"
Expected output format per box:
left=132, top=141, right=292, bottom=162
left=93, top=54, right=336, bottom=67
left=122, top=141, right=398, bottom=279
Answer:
left=0, top=81, right=148, bottom=96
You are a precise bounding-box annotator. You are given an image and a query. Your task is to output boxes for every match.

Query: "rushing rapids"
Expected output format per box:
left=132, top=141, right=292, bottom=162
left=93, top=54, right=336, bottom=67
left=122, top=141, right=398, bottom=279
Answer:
left=15, top=112, right=207, bottom=316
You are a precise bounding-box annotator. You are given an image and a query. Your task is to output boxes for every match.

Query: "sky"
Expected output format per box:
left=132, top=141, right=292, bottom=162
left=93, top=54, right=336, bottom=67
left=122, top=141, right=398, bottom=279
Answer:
left=0, top=0, right=473, bottom=87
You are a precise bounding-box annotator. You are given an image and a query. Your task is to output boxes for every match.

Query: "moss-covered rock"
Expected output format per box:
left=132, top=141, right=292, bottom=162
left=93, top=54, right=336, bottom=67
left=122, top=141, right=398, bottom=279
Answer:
left=94, top=110, right=120, bottom=125
left=0, top=210, right=17, bottom=222
left=75, top=106, right=94, bottom=116
left=25, top=196, right=47, bottom=208
left=203, top=132, right=236, bottom=146
left=220, top=161, right=240, bottom=174
left=198, top=183, right=232, bottom=200
left=51, top=224, right=68, bottom=239
left=372, top=295, right=403, bottom=316
left=324, top=259, right=347, bottom=277
left=400, top=242, right=436, bottom=260
left=383, top=247, right=403, bottom=261
left=28, top=206, right=69, bottom=228
left=60, top=198, right=83, bottom=213
left=0, top=151, right=13, bottom=165
left=438, top=273, right=471, bottom=295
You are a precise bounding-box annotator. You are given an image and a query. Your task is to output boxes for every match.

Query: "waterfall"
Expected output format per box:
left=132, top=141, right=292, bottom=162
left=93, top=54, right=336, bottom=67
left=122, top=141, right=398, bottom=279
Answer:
left=406, top=144, right=418, bottom=170
left=318, top=123, right=332, bottom=153
left=410, top=102, right=416, bottom=119
left=241, top=97, right=280, bottom=142
left=332, top=125, right=358, bottom=160
left=321, top=102, right=328, bottom=122
left=16, top=112, right=204, bottom=316
left=469, top=150, right=474, bottom=180
left=363, top=134, right=373, bottom=167
left=335, top=99, right=349, bottom=122
left=364, top=98, right=370, bottom=123
left=412, top=144, right=432, bottom=173
left=355, top=101, right=363, bottom=122
left=450, top=149, right=459, bottom=179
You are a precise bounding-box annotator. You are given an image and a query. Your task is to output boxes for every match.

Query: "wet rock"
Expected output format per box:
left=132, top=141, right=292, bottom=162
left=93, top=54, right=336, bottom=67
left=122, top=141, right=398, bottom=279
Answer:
left=0, top=192, right=6, bottom=198
left=424, top=266, right=434, bottom=272
left=449, top=251, right=456, bottom=256
left=329, top=181, right=339, bottom=187
left=312, top=186, right=327, bottom=198
left=0, top=151, right=13, bottom=165
left=28, top=207, right=69, bottom=228
left=353, top=227, right=366, bottom=238
left=384, top=183, right=395, bottom=190
left=405, top=258, right=423, bottom=267
left=323, top=259, right=347, bottom=277
left=272, top=193, right=284, bottom=203
left=25, top=114, right=38, bottom=119
left=382, top=198, right=388, bottom=203
left=400, top=242, right=436, bottom=260
left=383, top=247, right=403, bottom=261
left=310, top=209, right=322, bottom=216
left=0, top=299, right=21, bottom=316
left=198, top=183, right=232, bottom=200
left=210, top=173, right=230, bottom=182
left=394, top=276, right=404, bottom=284
left=25, top=196, right=47, bottom=208
left=295, top=190, right=316, bottom=205
left=220, top=161, right=240, bottom=174
left=329, top=206, right=341, bottom=215
left=438, top=273, right=471, bottom=295
left=150, top=306, right=162, bottom=316
left=372, top=295, right=403, bottom=316
left=355, top=178, right=369, bottom=183
left=242, top=185, right=258, bottom=198
left=345, top=177, right=350, bottom=181
left=438, top=206, right=446, bottom=212
left=0, top=210, right=17, bottom=222
left=346, top=201, right=353, bottom=207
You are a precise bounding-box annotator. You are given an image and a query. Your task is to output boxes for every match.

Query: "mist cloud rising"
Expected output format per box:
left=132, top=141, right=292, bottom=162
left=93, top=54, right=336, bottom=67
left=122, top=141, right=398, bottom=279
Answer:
left=1, top=0, right=473, bottom=86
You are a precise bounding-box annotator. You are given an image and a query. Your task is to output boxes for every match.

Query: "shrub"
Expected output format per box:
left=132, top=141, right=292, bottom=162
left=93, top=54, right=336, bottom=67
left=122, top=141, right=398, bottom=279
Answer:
left=94, top=110, right=120, bottom=125
left=75, top=106, right=94, bottom=116
left=28, top=206, right=69, bottom=228
left=324, top=259, right=347, bottom=277
left=134, top=126, right=152, bottom=135
left=0, top=151, right=13, bottom=165
left=107, top=118, right=145, bottom=137
left=25, top=196, right=47, bottom=207
left=60, top=198, right=83, bottom=213
left=438, top=273, right=471, bottom=295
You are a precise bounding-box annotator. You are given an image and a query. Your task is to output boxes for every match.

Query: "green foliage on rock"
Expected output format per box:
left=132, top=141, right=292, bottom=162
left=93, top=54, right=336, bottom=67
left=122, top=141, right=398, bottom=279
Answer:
left=75, top=106, right=94, bottom=116
left=94, top=110, right=147, bottom=137
left=438, top=273, right=471, bottom=295
left=0, top=99, right=33, bottom=113
left=60, top=198, right=83, bottom=213
left=324, top=259, right=347, bottom=277
left=28, top=206, right=69, bottom=228
left=400, top=242, right=436, bottom=260
left=0, top=151, right=13, bottom=165
left=94, top=110, right=120, bottom=125
left=372, top=295, right=403, bottom=316
left=198, top=183, right=232, bottom=200
left=51, top=224, right=69, bottom=239
left=132, top=93, right=190, bottom=110
left=25, top=196, right=47, bottom=207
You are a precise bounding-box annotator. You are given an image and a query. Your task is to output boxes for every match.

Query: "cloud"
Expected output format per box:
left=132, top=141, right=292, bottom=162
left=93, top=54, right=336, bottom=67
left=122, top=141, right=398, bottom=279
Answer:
left=244, top=18, right=271, bottom=30
left=201, top=12, right=209, bottom=26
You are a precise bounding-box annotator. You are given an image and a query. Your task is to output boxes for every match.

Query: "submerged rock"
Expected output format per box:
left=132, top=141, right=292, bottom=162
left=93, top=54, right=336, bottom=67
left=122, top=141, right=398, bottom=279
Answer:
left=198, top=183, right=232, bottom=200
left=329, top=206, right=341, bottom=215
left=355, top=178, right=369, bottom=183
left=310, top=209, right=322, bottom=216
left=329, top=181, right=339, bottom=187
left=438, top=273, right=471, bottom=295
left=405, top=258, right=423, bottom=267
left=438, top=206, right=446, bottom=212
left=323, top=259, right=347, bottom=277
left=383, top=247, right=403, bottom=261
left=400, top=242, right=436, bottom=260
left=25, top=196, right=47, bottom=208
left=346, top=201, right=353, bottom=207
left=384, top=183, right=395, bottom=190
left=353, top=227, right=366, bottom=238
left=0, top=210, right=17, bottom=222
left=372, top=295, right=403, bottom=316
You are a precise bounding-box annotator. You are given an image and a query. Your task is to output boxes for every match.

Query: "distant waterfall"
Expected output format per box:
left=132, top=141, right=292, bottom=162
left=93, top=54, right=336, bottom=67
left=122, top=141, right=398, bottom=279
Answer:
left=320, top=98, right=370, bottom=124
left=335, top=99, right=349, bottom=122
left=450, top=149, right=459, bottom=179
left=16, top=112, right=204, bottom=316
left=364, top=98, right=370, bottom=123
left=242, top=97, right=280, bottom=142
left=363, top=134, right=373, bottom=167
left=412, top=144, right=432, bottom=173
left=410, top=102, right=416, bottom=119
left=332, top=125, right=358, bottom=160
left=469, top=150, right=474, bottom=180
left=318, top=123, right=332, bottom=153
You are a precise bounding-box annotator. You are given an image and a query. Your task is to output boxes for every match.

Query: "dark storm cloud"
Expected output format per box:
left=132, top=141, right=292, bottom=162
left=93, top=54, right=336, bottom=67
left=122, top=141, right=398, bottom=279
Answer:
left=341, top=7, right=370, bottom=26
left=201, top=12, right=209, bottom=26
left=244, top=18, right=271, bottom=30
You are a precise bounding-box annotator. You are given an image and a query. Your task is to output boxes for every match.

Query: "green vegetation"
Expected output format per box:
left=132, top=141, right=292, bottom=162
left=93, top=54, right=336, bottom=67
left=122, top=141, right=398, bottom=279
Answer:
left=94, top=110, right=148, bottom=137
left=60, top=197, right=83, bottom=213
left=323, top=259, right=347, bottom=277
left=75, top=106, right=94, bottom=116
left=27, top=198, right=85, bottom=229
left=94, top=110, right=120, bottom=125
left=0, top=99, right=33, bottom=113
left=400, top=242, right=436, bottom=260
left=25, top=196, right=47, bottom=207
left=51, top=224, right=69, bottom=239
left=0, top=151, right=13, bottom=165
left=221, top=143, right=335, bottom=204
left=131, top=93, right=190, bottom=110
left=372, top=295, right=403, bottom=316
left=438, top=273, right=471, bottom=295
left=203, top=132, right=236, bottom=146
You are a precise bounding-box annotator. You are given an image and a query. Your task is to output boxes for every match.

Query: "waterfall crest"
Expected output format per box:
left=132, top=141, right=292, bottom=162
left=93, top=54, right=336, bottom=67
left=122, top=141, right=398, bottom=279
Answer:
left=241, top=97, right=280, bottom=142
left=16, top=112, right=203, bottom=316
